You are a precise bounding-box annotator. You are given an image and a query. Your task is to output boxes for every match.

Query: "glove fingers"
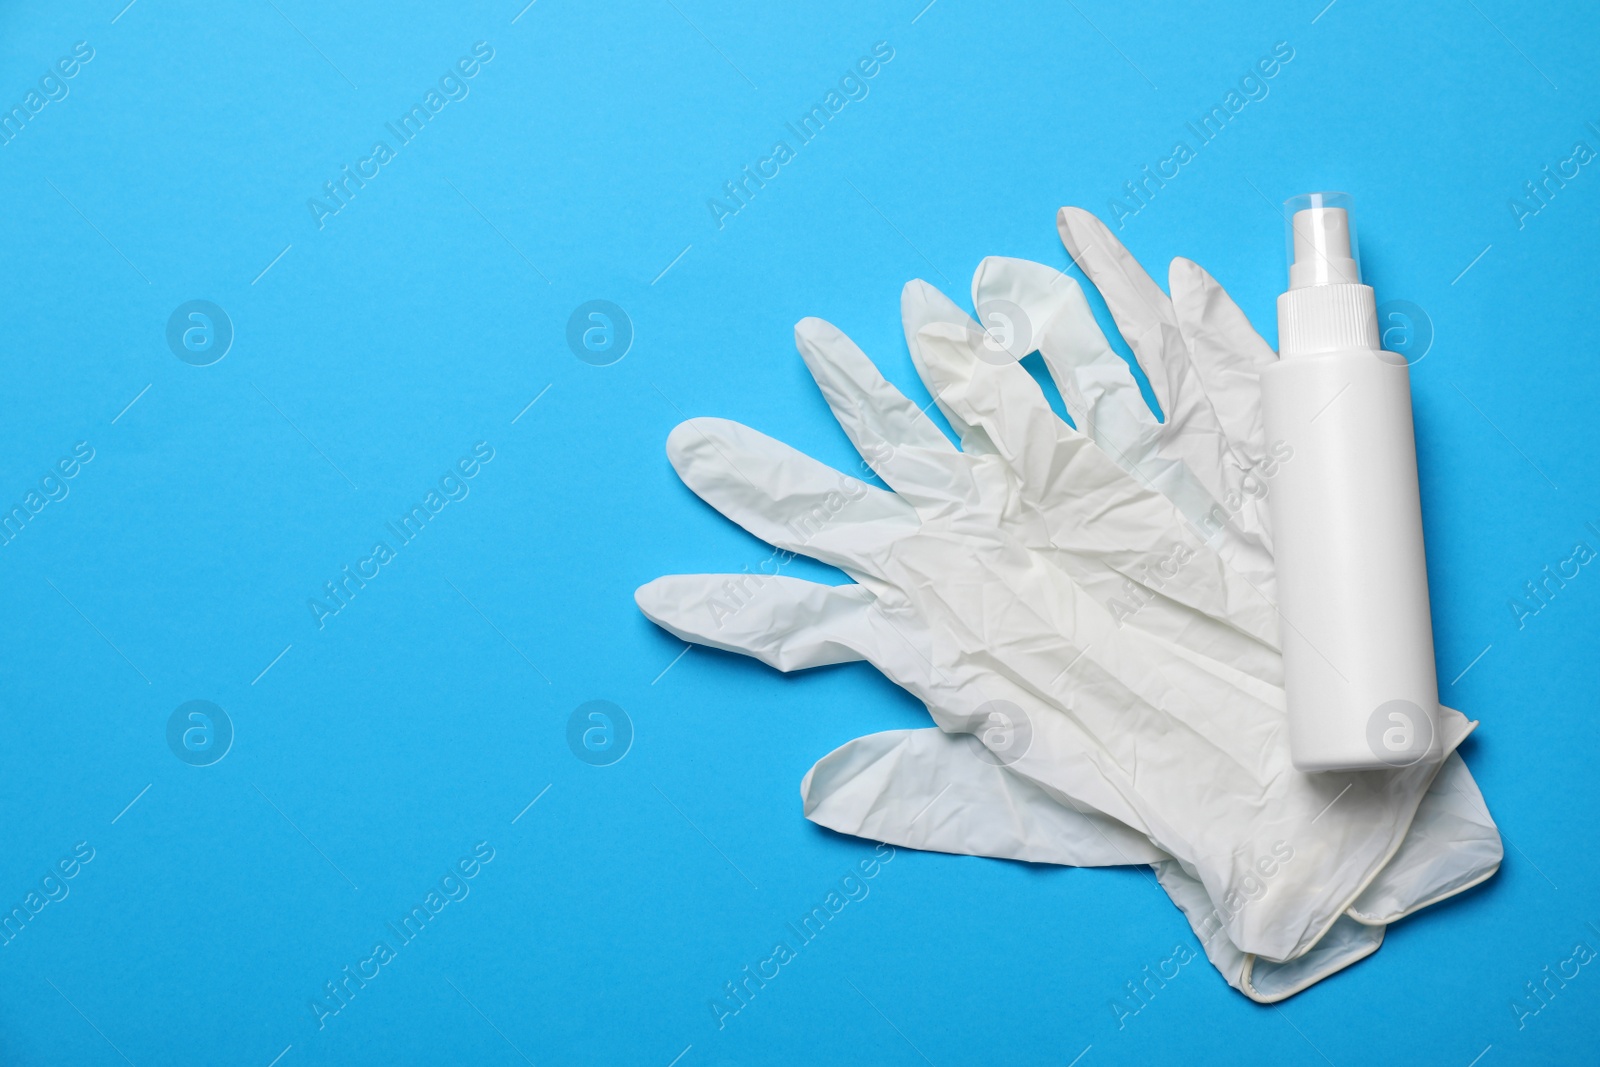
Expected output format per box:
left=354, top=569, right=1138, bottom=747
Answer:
left=969, top=257, right=1252, bottom=565
left=801, top=727, right=1168, bottom=866
left=667, top=417, right=920, bottom=579
left=895, top=313, right=1285, bottom=662
left=1055, top=213, right=1278, bottom=573
left=1168, top=257, right=1277, bottom=459
left=635, top=574, right=881, bottom=671
left=1057, top=207, right=1187, bottom=419
left=910, top=319, right=1087, bottom=505
left=793, top=317, right=976, bottom=511
left=898, top=280, right=999, bottom=457
left=972, top=256, right=1158, bottom=438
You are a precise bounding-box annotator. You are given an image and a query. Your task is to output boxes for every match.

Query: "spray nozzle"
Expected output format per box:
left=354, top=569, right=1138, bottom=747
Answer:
left=1286, top=191, right=1361, bottom=289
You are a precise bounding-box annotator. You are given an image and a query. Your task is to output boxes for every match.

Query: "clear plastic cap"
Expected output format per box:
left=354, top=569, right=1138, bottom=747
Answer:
left=1285, top=191, right=1361, bottom=289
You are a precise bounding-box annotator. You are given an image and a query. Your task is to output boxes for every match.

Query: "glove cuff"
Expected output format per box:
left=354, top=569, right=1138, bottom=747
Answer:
left=1156, top=860, right=1384, bottom=1003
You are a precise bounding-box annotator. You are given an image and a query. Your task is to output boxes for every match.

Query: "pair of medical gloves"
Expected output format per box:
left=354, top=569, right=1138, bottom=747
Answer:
left=635, top=208, right=1501, bottom=1001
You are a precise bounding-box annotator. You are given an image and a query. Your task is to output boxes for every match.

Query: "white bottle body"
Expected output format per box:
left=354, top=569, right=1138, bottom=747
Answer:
left=1263, top=286, right=1441, bottom=771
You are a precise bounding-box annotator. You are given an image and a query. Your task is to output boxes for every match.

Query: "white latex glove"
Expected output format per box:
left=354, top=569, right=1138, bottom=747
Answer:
left=635, top=300, right=1467, bottom=966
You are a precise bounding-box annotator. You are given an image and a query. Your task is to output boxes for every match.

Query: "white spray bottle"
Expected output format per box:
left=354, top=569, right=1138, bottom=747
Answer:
left=1262, top=192, right=1442, bottom=771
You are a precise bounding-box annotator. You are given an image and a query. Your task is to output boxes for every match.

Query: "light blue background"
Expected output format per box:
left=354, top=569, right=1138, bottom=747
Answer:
left=1, top=0, right=1596, bottom=1064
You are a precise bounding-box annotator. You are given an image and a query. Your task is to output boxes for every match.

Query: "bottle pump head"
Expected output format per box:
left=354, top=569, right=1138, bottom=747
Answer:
left=1286, top=191, right=1361, bottom=289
